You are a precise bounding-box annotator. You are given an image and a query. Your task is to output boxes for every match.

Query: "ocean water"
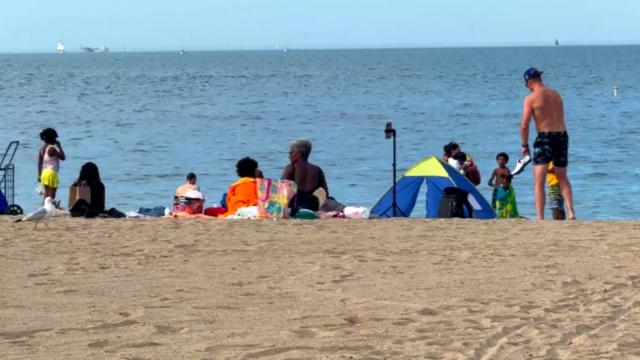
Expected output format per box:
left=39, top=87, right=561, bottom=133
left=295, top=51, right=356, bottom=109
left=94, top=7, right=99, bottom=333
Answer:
left=1, top=46, right=639, bottom=220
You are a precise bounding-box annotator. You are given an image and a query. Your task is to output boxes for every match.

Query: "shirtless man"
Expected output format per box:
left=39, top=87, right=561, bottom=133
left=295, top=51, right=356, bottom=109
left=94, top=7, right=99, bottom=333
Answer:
left=520, top=68, right=576, bottom=220
left=175, top=172, right=200, bottom=196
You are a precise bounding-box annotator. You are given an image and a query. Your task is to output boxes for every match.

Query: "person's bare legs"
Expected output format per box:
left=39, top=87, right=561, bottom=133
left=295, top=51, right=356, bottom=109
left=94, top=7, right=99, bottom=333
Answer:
left=553, top=166, right=576, bottom=220
left=533, top=165, right=547, bottom=220
left=44, top=186, right=57, bottom=201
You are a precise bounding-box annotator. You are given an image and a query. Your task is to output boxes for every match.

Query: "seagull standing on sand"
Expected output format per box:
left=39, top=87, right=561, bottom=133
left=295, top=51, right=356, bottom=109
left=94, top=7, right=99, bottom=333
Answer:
left=15, top=197, right=55, bottom=229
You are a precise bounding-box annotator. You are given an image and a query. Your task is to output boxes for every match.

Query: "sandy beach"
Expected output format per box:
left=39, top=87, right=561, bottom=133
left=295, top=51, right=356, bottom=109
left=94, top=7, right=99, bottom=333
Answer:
left=1, top=217, right=640, bottom=359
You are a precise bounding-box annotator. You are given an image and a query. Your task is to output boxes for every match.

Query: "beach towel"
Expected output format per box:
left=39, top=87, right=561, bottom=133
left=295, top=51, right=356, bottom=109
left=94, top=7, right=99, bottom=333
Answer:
left=226, top=206, right=260, bottom=219
left=220, top=177, right=258, bottom=218
left=496, top=185, right=519, bottom=219
left=257, top=178, right=297, bottom=219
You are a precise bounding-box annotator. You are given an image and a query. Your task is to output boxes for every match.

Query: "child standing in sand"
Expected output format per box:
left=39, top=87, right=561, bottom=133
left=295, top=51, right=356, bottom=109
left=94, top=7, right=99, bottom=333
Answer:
left=496, top=174, right=519, bottom=218
left=488, top=152, right=511, bottom=210
left=547, top=162, right=566, bottom=220
left=38, top=128, right=66, bottom=201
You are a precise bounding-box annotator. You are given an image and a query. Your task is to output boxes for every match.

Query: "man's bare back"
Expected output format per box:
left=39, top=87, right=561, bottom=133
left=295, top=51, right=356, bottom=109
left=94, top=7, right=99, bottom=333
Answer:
left=525, top=87, right=567, bottom=133
left=520, top=68, right=576, bottom=220
left=520, top=69, right=569, bottom=168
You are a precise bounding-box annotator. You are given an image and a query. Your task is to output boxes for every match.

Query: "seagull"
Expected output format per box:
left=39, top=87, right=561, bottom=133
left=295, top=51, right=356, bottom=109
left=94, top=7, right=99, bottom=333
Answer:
left=14, top=197, right=55, bottom=229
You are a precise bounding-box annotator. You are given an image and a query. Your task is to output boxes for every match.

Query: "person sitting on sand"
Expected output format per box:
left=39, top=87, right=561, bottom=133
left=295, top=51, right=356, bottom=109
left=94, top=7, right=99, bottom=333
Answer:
left=71, top=162, right=106, bottom=212
left=282, top=139, right=328, bottom=212
left=496, top=174, right=519, bottom=218
left=220, top=157, right=263, bottom=218
left=488, top=152, right=511, bottom=209
left=176, top=173, right=199, bottom=197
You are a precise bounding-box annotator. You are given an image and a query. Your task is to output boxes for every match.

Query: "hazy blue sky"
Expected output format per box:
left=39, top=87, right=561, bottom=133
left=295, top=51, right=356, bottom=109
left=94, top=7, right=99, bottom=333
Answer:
left=1, top=0, right=639, bottom=52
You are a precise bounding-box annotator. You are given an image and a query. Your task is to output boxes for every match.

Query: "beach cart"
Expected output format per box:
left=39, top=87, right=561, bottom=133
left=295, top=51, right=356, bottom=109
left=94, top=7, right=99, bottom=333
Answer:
left=0, top=141, right=24, bottom=215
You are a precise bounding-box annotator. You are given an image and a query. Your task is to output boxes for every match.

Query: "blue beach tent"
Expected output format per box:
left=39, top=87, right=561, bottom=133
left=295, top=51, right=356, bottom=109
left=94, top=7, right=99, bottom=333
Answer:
left=371, top=157, right=496, bottom=219
left=0, top=190, right=7, bottom=214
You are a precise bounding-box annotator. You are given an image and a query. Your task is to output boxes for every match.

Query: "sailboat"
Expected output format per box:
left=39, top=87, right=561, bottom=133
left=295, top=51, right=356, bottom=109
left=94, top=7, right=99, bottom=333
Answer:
left=555, top=39, right=559, bottom=46
left=179, top=38, right=185, bottom=55
left=57, top=42, right=65, bottom=53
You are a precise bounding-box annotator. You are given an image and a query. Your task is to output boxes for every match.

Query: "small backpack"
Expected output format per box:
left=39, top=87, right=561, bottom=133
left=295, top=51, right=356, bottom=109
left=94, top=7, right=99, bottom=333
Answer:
left=437, top=187, right=473, bottom=219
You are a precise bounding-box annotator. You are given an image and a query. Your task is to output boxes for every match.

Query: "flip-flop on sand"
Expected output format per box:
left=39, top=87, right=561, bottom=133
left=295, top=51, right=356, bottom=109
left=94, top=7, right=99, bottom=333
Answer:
left=511, top=155, right=532, bottom=176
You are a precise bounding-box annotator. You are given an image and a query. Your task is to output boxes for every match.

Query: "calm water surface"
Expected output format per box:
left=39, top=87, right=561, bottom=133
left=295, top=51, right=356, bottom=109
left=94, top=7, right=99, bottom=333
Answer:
left=1, top=47, right=639, bottom=219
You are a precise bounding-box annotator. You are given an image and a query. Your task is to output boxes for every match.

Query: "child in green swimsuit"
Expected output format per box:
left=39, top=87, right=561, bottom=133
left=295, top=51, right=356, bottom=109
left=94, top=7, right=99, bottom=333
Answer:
left=496, top=174, right=519, bottom=219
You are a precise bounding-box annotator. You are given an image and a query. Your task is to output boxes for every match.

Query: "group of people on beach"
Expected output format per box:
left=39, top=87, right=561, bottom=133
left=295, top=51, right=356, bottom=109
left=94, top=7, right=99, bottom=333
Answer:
left=37, top=128, right=332, bottom=218
left=174, top=139, right=332, bottom=218
left=442, top=68, right=576, bottom=220
left=36, top=67, right=575, bottom=220
left=38, top=128, right=107, bottom=215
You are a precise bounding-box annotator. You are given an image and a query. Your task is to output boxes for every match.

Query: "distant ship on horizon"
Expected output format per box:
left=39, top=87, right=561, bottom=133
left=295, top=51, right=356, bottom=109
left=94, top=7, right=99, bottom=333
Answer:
left=79, top=45, right=109, bottom=53
left=57, top=42, right=65, bottom=53
left=555, top=39, right=559, bottom=46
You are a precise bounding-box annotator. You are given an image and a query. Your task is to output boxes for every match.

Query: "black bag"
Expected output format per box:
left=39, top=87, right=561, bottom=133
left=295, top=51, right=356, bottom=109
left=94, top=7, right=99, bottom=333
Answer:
left=437, top=187, right=473, bottom=219
left=69, top=199, right=99, bottom=218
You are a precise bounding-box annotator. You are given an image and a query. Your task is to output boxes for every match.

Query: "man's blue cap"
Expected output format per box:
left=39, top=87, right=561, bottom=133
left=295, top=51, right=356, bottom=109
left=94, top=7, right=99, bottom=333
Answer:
left=524, top=68, right=543, bottom=81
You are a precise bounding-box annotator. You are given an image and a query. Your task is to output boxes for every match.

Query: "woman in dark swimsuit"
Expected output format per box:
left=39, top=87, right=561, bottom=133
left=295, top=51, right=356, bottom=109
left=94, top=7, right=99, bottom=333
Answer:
left=281, top=139, right=328, bottom=212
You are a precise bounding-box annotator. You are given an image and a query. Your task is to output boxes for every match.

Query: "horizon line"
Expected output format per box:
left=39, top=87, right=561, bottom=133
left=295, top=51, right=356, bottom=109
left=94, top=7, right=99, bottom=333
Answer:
left=2, top=43, right=639, bottom=55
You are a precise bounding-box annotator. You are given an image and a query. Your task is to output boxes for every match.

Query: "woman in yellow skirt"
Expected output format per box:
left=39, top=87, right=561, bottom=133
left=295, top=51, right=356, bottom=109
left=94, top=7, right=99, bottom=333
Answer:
left=38, top=128, right=66, bottom=200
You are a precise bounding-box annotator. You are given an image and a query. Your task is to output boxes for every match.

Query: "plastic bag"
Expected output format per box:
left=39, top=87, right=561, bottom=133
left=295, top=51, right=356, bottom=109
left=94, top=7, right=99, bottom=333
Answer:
left=36, top=184, right=45, bottom=196
left=343, top=206, right=370, bottom=220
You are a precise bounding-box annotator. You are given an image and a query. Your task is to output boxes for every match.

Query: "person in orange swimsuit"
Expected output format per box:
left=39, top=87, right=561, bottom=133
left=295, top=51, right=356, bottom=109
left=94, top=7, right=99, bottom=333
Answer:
left=220, top=157, right=263, bottom=218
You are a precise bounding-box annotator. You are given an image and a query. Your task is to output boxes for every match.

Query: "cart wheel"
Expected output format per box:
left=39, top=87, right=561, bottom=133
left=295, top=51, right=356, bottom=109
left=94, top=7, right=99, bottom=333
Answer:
left=6, top=204, right=23, bottom=216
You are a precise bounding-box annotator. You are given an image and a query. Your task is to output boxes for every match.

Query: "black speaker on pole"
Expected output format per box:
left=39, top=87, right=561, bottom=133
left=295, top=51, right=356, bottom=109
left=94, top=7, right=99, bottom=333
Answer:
left=383, top=122, right=406, bottom=218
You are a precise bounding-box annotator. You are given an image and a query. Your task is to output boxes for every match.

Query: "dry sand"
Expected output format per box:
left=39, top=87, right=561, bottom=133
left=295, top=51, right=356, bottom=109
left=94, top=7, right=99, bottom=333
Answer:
left=1, top=217, right=640, bottom=360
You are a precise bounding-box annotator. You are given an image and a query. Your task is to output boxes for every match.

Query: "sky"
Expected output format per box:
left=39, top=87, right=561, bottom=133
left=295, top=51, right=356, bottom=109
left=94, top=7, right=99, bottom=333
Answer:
left=1, top=0, right=640, bottom=52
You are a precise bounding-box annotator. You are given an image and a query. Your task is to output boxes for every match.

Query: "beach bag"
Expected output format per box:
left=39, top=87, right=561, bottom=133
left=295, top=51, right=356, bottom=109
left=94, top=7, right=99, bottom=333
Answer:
left=321, top=196, right=346, bottom=213
left=257, top=178, right=297, bottom=219
left=69, top=185, right=92, bottom=210
left=173, top=196, right=205, bottom=216
left=69, top=199, right=99, bottom=218
left=343, top=206, right=370, bottom=219
left=437, top=187, right=472, bottom=219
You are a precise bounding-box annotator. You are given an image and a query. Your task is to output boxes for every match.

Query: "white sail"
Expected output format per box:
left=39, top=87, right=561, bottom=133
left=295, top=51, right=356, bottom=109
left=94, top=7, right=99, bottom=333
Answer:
left=57, top=42, right=65, bottom=53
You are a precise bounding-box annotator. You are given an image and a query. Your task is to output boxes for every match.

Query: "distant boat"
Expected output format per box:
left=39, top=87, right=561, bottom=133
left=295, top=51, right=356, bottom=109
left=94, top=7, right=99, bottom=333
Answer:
left=555, top=39, right=559, bottom=46
left=79, top=45, right=109, bottom=53
left=180, top=49, right=185, bottom=55
left=57, top=42, right=65, bottom=54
